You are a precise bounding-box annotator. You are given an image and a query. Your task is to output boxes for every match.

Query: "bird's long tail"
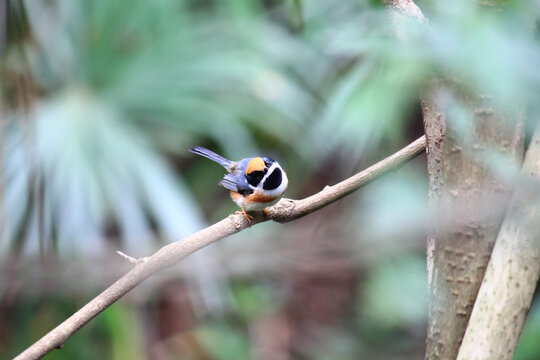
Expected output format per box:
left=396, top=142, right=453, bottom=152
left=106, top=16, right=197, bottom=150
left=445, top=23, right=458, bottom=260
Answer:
left=189, top=146, right=233, bottom=169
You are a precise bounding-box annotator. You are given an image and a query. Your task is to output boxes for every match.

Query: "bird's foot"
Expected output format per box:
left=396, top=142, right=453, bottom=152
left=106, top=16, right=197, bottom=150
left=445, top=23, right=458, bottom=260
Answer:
left=235, top=208, right=253, bottom=223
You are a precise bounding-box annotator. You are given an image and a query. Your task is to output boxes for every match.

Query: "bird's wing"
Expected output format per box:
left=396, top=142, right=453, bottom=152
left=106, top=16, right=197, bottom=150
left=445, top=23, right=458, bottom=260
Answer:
left=218, top=173, right=253, bottom=195
left=218, top=176, right=238, bottom=192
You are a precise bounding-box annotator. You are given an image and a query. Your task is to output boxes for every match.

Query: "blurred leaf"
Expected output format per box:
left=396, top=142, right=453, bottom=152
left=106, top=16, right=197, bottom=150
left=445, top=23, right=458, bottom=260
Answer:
left=4, top=88, right=206, bottom=255
left=196, top=322, right=250, bottom=360
left=3, top=296, right=110, bottom=360
left=102, top=304, right=144, bottom=360
left=362, top=256, right=428, bottom=328
left=355, top=166, right=428, bottom=250
left=230, top=281, right=277, bottom=319
left=514, top=299, right=540, bottom=360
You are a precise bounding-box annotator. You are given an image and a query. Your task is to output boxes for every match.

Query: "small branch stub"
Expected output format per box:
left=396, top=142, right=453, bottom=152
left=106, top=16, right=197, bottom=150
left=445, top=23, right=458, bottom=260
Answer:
left=116, top=251, right=138, bottom=265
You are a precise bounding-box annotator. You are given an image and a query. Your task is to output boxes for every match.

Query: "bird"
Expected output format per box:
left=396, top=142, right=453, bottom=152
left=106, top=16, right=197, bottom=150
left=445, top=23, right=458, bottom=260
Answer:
left=189, top=146, right=288, bottom=221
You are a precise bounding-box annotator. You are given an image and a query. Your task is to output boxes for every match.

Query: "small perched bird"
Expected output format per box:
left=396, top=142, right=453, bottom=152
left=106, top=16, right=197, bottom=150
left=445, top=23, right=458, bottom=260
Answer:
left=189, top=146, right=288, bottom=221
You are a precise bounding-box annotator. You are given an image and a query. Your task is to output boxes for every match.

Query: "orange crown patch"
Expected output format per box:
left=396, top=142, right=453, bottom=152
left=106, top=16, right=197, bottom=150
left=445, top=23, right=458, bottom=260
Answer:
left=245, top=157, right=265, bottom=174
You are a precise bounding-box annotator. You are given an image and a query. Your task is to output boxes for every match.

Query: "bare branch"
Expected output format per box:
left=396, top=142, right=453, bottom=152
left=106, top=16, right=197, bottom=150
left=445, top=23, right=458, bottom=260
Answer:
left=14, top=136, right=427, bottom=360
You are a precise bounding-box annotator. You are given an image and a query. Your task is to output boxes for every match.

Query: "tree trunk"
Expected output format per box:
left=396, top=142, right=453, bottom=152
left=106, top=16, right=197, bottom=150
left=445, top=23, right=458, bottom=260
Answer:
left=422, top=88, right=524, bottom=359
left=456, top=126, right=540, bottom=360
left=384, top=1, right=526, bottom=358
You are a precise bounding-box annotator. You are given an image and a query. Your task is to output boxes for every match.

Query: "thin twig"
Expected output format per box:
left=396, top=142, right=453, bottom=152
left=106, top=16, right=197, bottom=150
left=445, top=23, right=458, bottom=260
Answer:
left=14, top=136, right=426, bottom=360
left=115, top=251, right=138, bottom=265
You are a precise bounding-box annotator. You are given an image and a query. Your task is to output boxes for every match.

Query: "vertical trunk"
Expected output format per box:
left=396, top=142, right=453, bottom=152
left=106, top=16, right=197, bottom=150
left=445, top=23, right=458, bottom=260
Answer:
left=457, top=127, right=540, bottom=360
left=422, top=89, right=524, bottom=359
left=385, top=1, right=526, bottom=358
left=421, top=83, right=446, bottom=290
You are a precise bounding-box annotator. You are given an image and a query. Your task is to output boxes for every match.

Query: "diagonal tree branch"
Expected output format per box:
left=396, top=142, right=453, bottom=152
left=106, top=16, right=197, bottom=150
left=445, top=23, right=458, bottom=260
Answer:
left=14, top=135, right=426, bottom=360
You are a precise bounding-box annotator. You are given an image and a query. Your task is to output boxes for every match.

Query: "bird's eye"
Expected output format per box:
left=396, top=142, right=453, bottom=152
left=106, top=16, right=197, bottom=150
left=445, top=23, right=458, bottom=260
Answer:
left=246, top=170, right=265, bottom=186
left=263, top=157, right=275, bottom=168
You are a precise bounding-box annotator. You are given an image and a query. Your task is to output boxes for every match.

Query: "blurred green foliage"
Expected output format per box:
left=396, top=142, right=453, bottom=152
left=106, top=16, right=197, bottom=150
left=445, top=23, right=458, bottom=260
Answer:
left=515, top=302, right=540, bottom=360
left=4, top=0, right=540, bottom=253
left=230, top=280, right=279, bottom=319
left=363, top=256, right=427, bottom=328
left=3, top=0, right=540, bottom=359
left=2, top=296, right=143, bottom=360
left=197, top=323, right=251, bottom=360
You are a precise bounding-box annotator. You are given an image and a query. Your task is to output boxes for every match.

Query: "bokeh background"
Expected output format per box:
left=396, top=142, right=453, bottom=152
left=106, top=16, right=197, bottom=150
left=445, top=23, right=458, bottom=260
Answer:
left=2, top=0, right=540, bottom=359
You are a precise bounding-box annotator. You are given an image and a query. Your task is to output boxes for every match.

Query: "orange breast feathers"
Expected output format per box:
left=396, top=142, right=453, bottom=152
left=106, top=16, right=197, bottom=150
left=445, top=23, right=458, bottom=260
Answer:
left=245, top=190, right=277, bottom=203
left=245, top=157, right=265, bottom=174
left=230, top=190, right=278, bottom=210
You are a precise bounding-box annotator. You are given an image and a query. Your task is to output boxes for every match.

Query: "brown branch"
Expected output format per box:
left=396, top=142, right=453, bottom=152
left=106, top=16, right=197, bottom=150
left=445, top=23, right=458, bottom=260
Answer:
left=14, top=136, right=427, bottom=360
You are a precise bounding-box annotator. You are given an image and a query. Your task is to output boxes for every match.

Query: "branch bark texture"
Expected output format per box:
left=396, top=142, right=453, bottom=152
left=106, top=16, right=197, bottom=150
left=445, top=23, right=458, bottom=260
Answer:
left=456, top=128, right=540, bottom=360
left=14, top=136, right=427, bottom=360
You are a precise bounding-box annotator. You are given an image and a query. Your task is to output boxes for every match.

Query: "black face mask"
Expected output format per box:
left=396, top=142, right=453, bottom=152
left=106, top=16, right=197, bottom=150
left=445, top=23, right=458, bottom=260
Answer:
left=246, top=170, right=266, bottom=187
